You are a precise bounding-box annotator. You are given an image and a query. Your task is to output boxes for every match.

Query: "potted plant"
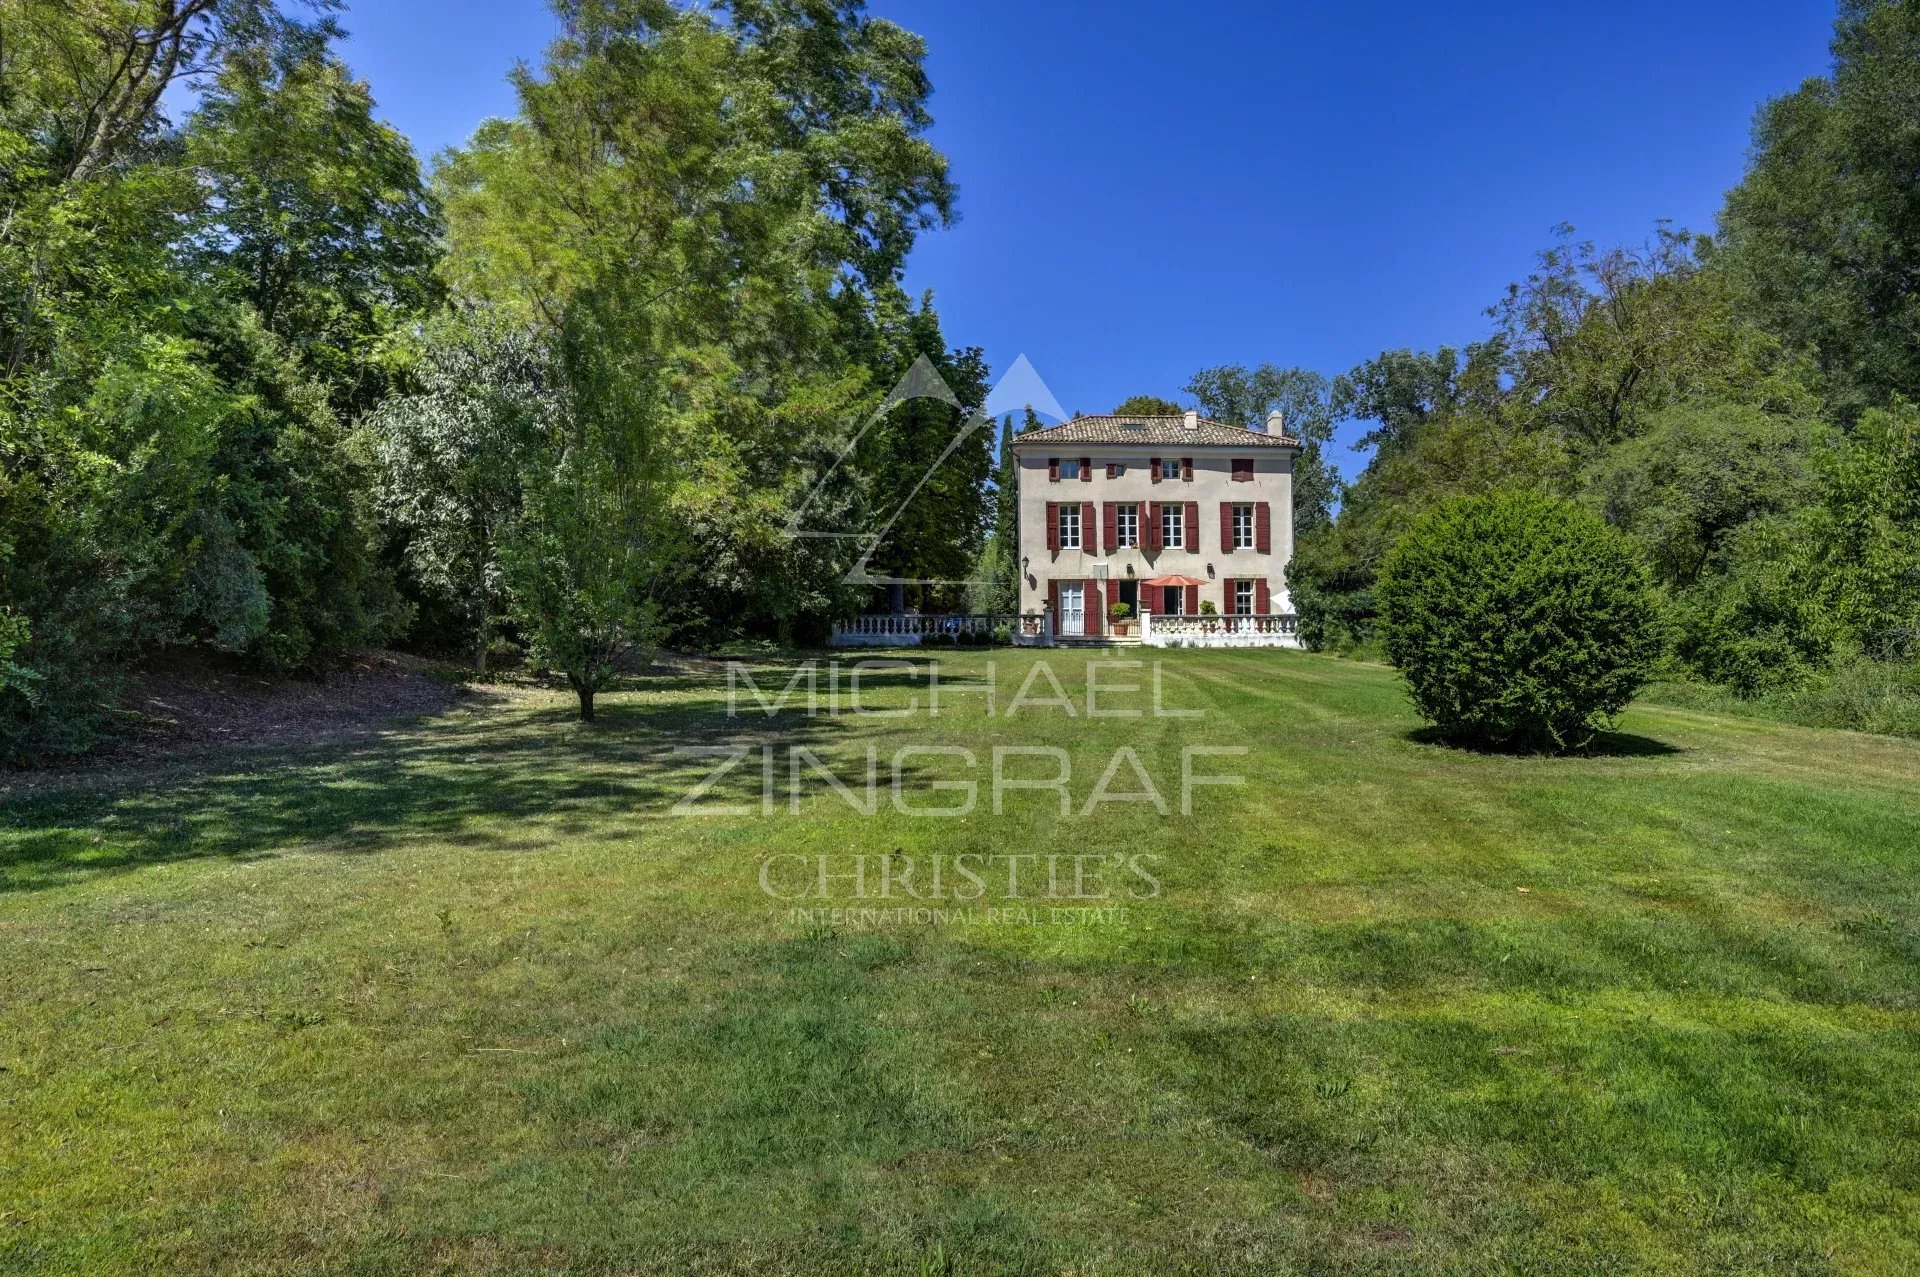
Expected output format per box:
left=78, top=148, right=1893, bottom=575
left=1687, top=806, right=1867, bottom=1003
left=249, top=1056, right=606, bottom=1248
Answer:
left=1199, top=599, right=1218, bottom=629
left=1109, top=601, right=1133, bottom=635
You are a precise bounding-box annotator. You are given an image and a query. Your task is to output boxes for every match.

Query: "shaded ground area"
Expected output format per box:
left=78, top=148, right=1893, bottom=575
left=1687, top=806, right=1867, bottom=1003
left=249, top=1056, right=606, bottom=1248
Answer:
left=3, top=650, right=467, bottom=793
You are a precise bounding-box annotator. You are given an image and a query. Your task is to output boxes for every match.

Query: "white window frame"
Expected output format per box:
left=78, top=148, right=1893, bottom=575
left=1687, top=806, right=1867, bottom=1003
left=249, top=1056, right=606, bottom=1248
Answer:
left=1234, top=579, right=1254, bottom=615
left=1116, top=503, right=1138, bottom=549
left=1058, top=503, right=1081, bottom=550
left=1159, top=458, right=1181, bottom=481
left=1161, top=503, right=1184, bottom=549
left=1058, top=458, right=1081, bottom=481
left=1232, top=503, right=1254, bottom=550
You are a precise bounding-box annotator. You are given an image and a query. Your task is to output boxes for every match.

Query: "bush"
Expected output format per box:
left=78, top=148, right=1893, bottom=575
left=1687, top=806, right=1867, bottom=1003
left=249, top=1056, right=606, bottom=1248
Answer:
left=1377, top=491, right=1661, bottom=750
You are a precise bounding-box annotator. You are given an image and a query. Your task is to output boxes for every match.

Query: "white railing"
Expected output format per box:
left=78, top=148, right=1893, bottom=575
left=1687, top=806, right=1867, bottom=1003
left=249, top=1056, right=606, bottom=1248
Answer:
left=1141, top=612, right=1300, bottom=648
left=830, top=613, right=1021, bottom=647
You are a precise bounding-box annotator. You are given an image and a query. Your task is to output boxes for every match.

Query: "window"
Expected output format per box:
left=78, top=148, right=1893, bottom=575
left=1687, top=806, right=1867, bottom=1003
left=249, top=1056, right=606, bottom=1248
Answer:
left=1161, top=503, right=1184, bottom=549
left=1058, top=458, right=1081, bottom=481
left=1159, top=458, right=1181, bottom=481
left=1231, top=458, right=1254, bottom=482
left=1234, top=580, right=1254, bottom=615
left=1106, top=462, right=1127, bottom=478
left=1058, top=503, right=1081, bottom=549
left=1232, top=504, right=1254, bottom=550
left=1116, top=503, right=1139, bottom=548
left=1162, top=585, right=1184, bottom=615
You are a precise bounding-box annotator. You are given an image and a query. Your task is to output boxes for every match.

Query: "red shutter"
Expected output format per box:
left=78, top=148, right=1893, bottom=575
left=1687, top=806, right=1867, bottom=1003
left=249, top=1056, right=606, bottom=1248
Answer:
left=1048, top=457, right=1059, bottom=482
left=1185, top=583, right=1199, bottom=615
left=1146, top=502, right=1161, bottom=550
left=1181, top=457, right=1193, bottom=481
left=1046, top=502, right=1058, bottom=552
left=1256, top=502, right=1272, bottom=553
left=1150, top=457, right=1162, bottom=484
left=1232, top=458, right=1253, bottom=482
left=1256, top=577, right=1271, bottom=614
left=1048, top=579, right=1060, bottom=633
left=1138, top=584, right=1152, bottom=615
left=1102, top=502, right=1117, bottom=553
left=1081, top=502, right=1095, bottom=551
left=1219, top=503, right=1233, bottom=554
left=1185, top=502, right=1198, bottom=549
left=1080, top=456, right=1092, bottom=482
left=1087, top=577, right=1103, bottom=636
left=1105, top=462, right=1117, bottom=479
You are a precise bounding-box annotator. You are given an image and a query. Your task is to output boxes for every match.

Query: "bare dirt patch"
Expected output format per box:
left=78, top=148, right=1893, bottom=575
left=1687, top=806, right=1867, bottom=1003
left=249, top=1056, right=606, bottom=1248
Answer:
left=4, top=650, right=468, bottom=792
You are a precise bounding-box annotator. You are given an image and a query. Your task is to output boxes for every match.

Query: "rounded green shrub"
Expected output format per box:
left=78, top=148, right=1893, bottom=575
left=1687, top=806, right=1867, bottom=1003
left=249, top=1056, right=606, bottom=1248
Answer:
left=1377, top=491, right=1661, bottom=750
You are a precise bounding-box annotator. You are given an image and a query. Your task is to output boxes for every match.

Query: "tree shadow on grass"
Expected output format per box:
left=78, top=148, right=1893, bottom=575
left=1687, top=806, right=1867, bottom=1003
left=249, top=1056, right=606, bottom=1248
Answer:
left=1403, top=725, right=1685, bottom=759
left=0, top=671, right=942, bottom=895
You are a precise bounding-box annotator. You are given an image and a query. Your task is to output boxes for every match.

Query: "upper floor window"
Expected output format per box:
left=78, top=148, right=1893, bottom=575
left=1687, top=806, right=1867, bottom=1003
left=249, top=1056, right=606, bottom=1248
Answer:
left=1231, top=458, right=1254, bottom=482
left=1161, top=503, right=1185, bottom=549
left=1232, top=503, right=1254, bottom=550
left=1115, top=503, right=1139, bottom=548
left=1058, top=503, right=1081, bottom=549
left=1106, top=462, right=1127, bottom=478
left=1159, top=458, right=1182, bottom=481
left=1058, top=458, right=1081, bottom=481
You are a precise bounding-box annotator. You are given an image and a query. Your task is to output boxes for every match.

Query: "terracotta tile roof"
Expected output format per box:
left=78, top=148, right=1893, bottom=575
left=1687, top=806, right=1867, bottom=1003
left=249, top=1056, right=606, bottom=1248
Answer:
left=1008, top=414, right=1300, bottom=448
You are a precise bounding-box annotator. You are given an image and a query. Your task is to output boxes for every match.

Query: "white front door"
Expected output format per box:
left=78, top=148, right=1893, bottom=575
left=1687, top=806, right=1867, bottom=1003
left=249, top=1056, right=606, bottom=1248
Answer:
left=1058, top=583, right=1085, bottom=636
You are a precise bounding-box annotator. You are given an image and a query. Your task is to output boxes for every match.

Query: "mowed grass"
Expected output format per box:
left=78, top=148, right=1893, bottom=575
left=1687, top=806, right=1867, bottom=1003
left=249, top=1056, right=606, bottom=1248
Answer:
left=3, top=649, right=1919, bottom=1275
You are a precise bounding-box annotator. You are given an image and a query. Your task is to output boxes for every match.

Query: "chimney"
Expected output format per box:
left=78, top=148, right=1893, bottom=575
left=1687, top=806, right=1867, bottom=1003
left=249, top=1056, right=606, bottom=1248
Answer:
left=1262, top=409, right=1285, bottom=435
left=1182, top=409, right=1198, bottom=431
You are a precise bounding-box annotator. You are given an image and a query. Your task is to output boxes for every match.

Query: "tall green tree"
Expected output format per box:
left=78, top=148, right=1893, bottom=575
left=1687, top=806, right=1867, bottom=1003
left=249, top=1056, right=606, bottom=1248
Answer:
left=369, top=311, right=550, bottom=673
left=1185, top=363, right=1342, bottom=532
left=183, top=42, right=440, bottom=417
left=434, top=0, right=966, bottom=642
left=1718, top=0, right=1920, bottom=419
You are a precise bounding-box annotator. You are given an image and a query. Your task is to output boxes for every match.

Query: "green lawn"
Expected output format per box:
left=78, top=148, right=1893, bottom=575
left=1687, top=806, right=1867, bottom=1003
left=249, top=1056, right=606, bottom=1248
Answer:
left=4, top=649, right=1919, bottom=1275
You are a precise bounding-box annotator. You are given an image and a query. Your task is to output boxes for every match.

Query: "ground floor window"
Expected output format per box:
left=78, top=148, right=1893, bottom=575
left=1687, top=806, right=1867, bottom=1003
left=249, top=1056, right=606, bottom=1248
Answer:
left=1161, top=585, right=1183, bottom=615
left=1234, top=579, right=1254, bottom=614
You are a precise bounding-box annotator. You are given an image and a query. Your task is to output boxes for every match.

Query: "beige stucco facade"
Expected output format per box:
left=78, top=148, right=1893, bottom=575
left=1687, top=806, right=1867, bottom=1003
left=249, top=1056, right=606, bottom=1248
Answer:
left=1012, top=437, right=1296, bottom=635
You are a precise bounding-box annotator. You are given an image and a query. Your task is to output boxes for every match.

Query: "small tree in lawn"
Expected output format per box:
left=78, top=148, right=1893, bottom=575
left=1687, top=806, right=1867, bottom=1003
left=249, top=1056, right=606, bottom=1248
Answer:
left=506, top=286, right=683, bottom=722
left=371, top=311, right=550, bottom=674
left=1378, top=490, right=1660, bottom=750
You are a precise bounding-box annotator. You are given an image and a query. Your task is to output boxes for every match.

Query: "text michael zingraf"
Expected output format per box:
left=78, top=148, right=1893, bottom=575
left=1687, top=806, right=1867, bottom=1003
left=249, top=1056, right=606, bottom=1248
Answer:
left=721, top=657, right=1207, bottom=720
left=665, top=660, right=1248, bottom=818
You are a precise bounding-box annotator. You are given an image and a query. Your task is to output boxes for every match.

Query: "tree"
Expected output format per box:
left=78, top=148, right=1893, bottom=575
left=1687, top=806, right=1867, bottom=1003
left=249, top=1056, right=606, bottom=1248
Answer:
left=369, top=312, right=549, bottom=673
left=1717, top=0, right=1920, bottom=419
left=1583, top=400, right=1818, bottom=588
left=1185, top=363, right=1342, bottom=533
left=1378, top=491, right=1661, bottom=750
left=183, top=43, right=440, bottom=418
left=1113, top=394, right=1182, bottom=415
left=969, top=414, right=1020, bottom=614
left=505, top=282, right=682, bottom=723
left=434, top=0, right=967, bottom=642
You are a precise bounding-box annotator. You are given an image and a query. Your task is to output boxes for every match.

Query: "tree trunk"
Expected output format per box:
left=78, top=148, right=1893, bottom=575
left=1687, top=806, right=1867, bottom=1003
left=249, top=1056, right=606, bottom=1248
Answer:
left=474, top=590, right=489, bottom=677
left=574, top=682, right=596, bottom=722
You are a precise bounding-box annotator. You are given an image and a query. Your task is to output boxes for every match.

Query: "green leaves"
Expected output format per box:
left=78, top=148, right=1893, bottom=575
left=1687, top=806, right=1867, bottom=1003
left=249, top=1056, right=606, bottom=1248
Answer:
left=1378, top=491, right=1661, bottom=750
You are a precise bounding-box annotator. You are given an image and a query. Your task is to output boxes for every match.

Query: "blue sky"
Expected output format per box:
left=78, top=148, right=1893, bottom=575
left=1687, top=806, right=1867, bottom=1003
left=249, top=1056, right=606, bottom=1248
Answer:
left=337, top=1, right=1838, bottom=475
